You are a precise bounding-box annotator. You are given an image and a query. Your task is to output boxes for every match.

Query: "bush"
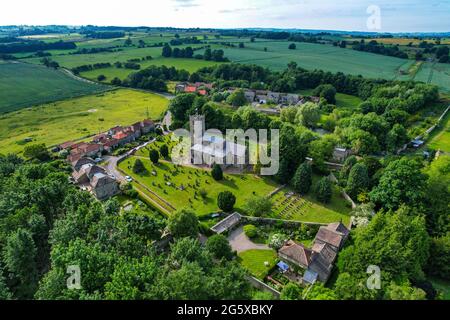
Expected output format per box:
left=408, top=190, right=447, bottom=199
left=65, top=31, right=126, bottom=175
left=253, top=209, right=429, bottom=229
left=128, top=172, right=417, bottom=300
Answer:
left=160, top=144, right=169, bottom=158
left=211, top=164, right=223, bottom=181
left=244, top=196, right=272, bottom=217
left=269, top=233, right=288, bottom=250
left=149, top=149, right=159, bottom=164
left=97, top=74, right=106, bottom=81
left=243, top=225, right=258, bottom=238
left=288, top=43, right=296, bottom=50
left=217, top=191, right=236, bottom=212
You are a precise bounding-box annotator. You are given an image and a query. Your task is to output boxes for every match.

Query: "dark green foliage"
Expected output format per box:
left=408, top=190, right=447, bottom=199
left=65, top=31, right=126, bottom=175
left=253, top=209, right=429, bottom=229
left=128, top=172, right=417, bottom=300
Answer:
left=167, top=208, right=199, bottom=238
left=211, top=164, right=223, bottom=181
left=217, top=191, right=236, bottom=212
left=149, top=149, right=159, bottom=164
left=315, top=177, right=332, bottom=203
left=426, top=233, right=450, bottom=280
left=313, top=84, right=337, bottom=104
left=345, top=163, right=369, bottom=199
left=206, top=234, right=233, bottom=260
left=370, top=158, right=427, bottom=211
left=132, top=158, right=146, bottom=174
left=23, top=144, right=51, bottom=161
left=160, top=144, right=169, bottom=158
left=292, top=162, right=312, bottom=194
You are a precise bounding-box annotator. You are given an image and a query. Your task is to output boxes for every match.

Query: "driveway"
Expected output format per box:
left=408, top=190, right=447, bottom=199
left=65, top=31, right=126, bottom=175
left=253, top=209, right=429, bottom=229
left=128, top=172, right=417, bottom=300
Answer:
left=227, top=226, right=270, bottom=253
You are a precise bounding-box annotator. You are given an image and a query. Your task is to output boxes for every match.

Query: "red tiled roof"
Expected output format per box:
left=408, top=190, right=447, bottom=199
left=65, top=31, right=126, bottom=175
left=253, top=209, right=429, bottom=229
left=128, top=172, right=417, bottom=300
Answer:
left=113, top=131, right=128, bottom=140
left=198, top=89, right=207, bottom=96
left=79, top=143, right=102, bottom=154
left=185, top=86, right=197, bottom=93
left=103, top=139, right=119, bottom=147
left=59, top=141, right=74, bottom=149
left=279, top=240, right=312, bottom=267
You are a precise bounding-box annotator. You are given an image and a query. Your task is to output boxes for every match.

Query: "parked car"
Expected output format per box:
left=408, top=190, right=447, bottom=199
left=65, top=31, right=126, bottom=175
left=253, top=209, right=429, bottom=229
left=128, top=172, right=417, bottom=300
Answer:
left=125, top=176, right=133, bottom=182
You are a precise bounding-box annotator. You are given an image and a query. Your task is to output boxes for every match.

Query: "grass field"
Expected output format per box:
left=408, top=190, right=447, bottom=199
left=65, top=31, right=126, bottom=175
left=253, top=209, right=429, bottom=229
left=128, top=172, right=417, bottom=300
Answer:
left=80, top=57, right=222, bottom=82
left=0, top=89, right=169, bottom=154
left=0, top=61, right=108, bottom=113
left=237, top=249, right=278, bottom=280
left=119, top=157, right=278, bottom=216
left=428, top=108, right=450, bottom=152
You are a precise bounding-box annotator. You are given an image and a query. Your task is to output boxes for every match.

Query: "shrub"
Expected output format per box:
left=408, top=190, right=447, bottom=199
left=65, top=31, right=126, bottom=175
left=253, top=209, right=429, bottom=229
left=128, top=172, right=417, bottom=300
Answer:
left=149, top=149, right=159, bottom=164
left=211, top=164, right=223, bottom=181
left=244, top=196, right=272, bottom=217
left=132, top=159, right=146, bottom=174
left=167, top=208, right=199, bottom=238
left=243, top=224, right=258, bottom=238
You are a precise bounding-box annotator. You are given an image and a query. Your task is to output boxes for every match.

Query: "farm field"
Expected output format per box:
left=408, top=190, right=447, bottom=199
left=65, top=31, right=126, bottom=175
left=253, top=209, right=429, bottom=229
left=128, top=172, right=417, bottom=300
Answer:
left=298, top=89, right=362, bottom=110
left=237, top=249, right=278, bottom=280
left=218, top=40, right=411, bottom=80
left=118, top=157, right=279, bottom=217
left=80, top=57, right=222, bottom=82
left=0, top=61, right=108, bottom=113
left=413, top=62, right=450, bottom=93
left=0, top=89, right=169, bottom=154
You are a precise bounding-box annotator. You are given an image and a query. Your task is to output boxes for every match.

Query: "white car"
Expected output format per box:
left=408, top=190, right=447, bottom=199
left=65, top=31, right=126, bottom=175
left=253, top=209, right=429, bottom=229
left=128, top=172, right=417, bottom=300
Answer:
left=125, top=176, right=133, bottom=182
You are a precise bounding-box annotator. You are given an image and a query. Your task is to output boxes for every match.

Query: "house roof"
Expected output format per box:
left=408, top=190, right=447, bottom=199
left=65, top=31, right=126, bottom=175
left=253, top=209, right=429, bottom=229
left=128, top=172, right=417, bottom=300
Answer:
left=113, top=131, right=128, bottom=140
left=198, top=89, right=207, bottom=96
left=59, top=141, right=74, bottom=149
left=91, top=172, right=116, bottom=188
left=314, top=226, right=344, bottom=249
left=327, top=222, right=350, bottom=238
left=185, top=86, right=197, bottom=93
left=279, top=240, right=312, bottom=267
left=312, top=242, right=337, bottom=265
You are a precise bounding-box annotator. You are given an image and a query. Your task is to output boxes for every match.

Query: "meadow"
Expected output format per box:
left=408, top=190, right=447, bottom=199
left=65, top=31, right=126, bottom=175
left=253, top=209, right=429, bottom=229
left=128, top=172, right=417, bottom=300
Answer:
left=0, top=61, right=108, bottom=113
left=0, top=89, right=169, bottom=154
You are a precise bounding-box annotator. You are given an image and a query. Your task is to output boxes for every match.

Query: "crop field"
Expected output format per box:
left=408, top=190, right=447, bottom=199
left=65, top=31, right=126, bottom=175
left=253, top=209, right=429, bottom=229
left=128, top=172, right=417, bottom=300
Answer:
left=119, top=157, right=279, bottom=217
left=0, top=89, right=169, bottom=154
left=0, top=61, right=108, bottom=113
left=80, top=57, right=222, bottom=82
left=216, top=40, right=411, bottom=80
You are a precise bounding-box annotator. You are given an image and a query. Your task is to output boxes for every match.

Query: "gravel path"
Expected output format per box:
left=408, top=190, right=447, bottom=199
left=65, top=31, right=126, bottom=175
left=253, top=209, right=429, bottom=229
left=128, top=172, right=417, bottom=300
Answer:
left=227, top=226, right=270, bottom=253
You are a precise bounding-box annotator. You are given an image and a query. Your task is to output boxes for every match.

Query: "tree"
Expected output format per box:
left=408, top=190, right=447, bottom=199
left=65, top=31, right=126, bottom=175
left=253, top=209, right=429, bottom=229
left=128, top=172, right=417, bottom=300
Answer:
left=132, top=158, right=146, bottom=174
left=426, top=233, right=450, bottom=280
left=296, top=102, right=320, bottom=128
left=370, top=158, right=427, bottom=211
left=384, top=282, right=426, bottom=300
left=313, top=84, right=337, bottom=104
left=23, top=143, right=50, bottom=161
left=315, top=177, right=333, bottom=203
left=168, top=93, right=196, bottom=122
left=111, top=77, right=122, bottom=86
left=167, top=208, right=199, bottom=238
left=292, top=162, right=312, bottom=194
left=3, top=228, right=38, bottom=298
left=288, top=43, right=296, bottom=50
left=315, top=177, right=332, bottom=203
left=160, top=144, right=169, bottom=158
left=345, top=163, right=369, bottom=199
left=217, top=191, right=236, bottom=212
left=244, top=196, right=272, bottom=217
left=340, top=155, right=358, bottom=181
left=206, top=234, right=233, bottom=260
left=211, top=164, right=223, bottom=181
left=386, top=124, right=409, bottom=153
left=204, top=48, right=212, bottom=61
left=97, top=74, right=106, bottom=81
left=149, top=149, right=159, bottom=164
left=162, top=44, right=172, bottom=57
left=226, top=89, right=247, bottom=107
left=280, top=283, right=302, bottom=300
left=336, top=207, right=430, bottom=298
left=280, top=106, right=297, bottom=124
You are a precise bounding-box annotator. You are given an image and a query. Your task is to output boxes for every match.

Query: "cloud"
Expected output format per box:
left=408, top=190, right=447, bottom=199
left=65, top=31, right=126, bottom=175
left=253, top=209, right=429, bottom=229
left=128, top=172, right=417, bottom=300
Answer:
left=172, top=0, right=199, bottom=8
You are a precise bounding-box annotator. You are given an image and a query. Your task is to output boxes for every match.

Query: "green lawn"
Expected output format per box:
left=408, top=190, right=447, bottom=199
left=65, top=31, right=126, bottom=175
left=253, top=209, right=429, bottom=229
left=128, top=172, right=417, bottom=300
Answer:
left=119, top=157, right=278, bottom=217
left=0, top=61, right=108, bottom=113
left=0, top=89, right=169, bottom=154
left=428, top=108, right=450, bottom=152
left=237, top=249, right=278, bottom=280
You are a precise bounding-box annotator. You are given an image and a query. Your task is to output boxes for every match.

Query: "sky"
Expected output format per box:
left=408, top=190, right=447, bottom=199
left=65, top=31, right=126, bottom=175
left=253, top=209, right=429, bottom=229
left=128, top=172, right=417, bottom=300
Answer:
left=1, top=0, right=449, bottom=33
